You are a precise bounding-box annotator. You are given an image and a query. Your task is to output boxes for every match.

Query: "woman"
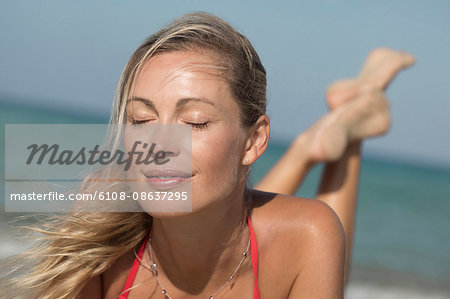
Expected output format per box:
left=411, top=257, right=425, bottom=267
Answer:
left=1, top=12, right=414, bottom=299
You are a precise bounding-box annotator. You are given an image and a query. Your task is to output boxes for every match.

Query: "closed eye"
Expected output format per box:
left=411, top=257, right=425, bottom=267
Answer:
left=187, top=121, right=209, bottom=130
left=129, top=119, right=150, bottom=126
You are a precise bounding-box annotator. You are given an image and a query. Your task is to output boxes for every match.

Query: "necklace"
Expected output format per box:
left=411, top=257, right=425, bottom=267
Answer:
left=135, top=232, right=251, bottom=299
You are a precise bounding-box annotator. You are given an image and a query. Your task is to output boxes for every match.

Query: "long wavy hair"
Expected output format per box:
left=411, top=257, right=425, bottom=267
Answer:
left=0, top=12, right=267, bottom=299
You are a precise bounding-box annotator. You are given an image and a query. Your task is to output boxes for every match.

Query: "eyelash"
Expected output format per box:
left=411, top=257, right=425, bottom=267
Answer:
left=129, top=119, right=209, bottom=130
left=188, top=122, right=209, bottom=130
left=129, top=119, right=148, bottom=126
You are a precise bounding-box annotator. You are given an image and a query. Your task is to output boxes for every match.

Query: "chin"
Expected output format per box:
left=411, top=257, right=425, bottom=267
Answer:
left=145, top=195, right=218, bottom=220
left=148, top=211, right=193, bottom=219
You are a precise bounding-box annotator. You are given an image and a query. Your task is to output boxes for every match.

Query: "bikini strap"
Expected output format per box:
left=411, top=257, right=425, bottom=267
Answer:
left=121, top=222, right=259, bottom=299
left=247, top=216, right=261, bottom=299
left=119, top=233, right=150, bottom=299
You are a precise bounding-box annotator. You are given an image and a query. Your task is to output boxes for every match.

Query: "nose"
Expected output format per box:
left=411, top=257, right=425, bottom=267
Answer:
left=122, top=122, right=192, bottom=175
left=150, top=124, right=181, bottom=158
left=124, top=123, right=192, bottom=160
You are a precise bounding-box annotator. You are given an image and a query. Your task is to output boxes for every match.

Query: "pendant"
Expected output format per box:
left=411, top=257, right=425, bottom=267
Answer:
left=150, top=263, right=157, bottom=275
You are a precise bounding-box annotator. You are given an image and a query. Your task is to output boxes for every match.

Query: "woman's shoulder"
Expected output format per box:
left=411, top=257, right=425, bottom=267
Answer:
left=249, top=189, right=345, bottom=253
left=249, top=190, right=345, bottom=297
left=250, top=189, right=344, bottom=235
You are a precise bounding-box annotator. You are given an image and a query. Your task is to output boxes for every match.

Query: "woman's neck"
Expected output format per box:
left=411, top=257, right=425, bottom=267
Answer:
left=149, top=187, right=250, bottom=293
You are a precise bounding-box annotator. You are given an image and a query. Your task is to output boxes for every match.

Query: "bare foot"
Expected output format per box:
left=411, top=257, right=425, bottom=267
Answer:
left=299, top=89, right=390, bottom=162
left=325, top=78, right=361, bottom=111
left=359, top=48, right=415, bottom=88
left=326, top=48, right=415, bottom=110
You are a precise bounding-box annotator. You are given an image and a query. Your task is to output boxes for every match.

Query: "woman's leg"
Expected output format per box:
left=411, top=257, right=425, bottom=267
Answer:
left=255, top=48, right=415, bottom=280
left=316, top=141, right=361, bottom=281
left=256, top=85, right=391, bottom=194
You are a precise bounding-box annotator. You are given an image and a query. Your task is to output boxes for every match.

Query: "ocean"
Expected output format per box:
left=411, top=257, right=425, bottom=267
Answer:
left=1, top=100, right=449, bottom=297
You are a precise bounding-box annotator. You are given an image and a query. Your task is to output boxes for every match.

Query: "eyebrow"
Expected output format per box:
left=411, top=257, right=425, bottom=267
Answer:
left=175, top=97, right=216, bottom=109
left=127, top=97, right=157, bottom=114
left=127, top=96, right=216, bottom=113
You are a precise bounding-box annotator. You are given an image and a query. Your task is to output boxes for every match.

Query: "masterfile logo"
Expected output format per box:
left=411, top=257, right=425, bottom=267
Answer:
left=4, top=124, right=192, bottom=213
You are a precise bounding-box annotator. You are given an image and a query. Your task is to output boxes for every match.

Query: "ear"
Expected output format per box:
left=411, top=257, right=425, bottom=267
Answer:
left=242, top=115, right=270, bottom=165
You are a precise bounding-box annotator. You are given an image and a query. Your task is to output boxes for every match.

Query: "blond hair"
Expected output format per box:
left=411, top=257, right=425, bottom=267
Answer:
left=0, top=12, right=267, bottom=298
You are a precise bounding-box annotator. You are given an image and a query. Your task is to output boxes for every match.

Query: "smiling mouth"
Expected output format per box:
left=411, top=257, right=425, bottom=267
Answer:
left=142, top=169, right=192, bottom=190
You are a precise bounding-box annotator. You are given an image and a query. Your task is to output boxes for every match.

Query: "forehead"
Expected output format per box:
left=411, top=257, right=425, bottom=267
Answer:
left=130, top=51, right=240, bottom=113
left=133, top=51, right=226, bottom=93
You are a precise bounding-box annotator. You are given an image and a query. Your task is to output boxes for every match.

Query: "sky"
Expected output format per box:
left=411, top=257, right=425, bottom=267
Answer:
left=1, top=1, right=449, bottom=168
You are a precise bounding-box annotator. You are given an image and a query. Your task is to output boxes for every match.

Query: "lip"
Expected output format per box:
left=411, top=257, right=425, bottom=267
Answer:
left=142, top=169, right=192, bottom=190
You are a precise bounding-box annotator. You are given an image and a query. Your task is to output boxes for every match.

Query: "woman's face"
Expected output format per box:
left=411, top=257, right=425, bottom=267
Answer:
left=125, top=50, right=248, bottom=214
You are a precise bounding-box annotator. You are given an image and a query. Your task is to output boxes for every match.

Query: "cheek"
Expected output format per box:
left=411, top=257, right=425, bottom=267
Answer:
left=192, top=127, right=245, bottom=188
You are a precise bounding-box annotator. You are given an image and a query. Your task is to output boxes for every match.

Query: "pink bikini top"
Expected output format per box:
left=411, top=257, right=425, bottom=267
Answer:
left=119, top=216, right=260, bottom=299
